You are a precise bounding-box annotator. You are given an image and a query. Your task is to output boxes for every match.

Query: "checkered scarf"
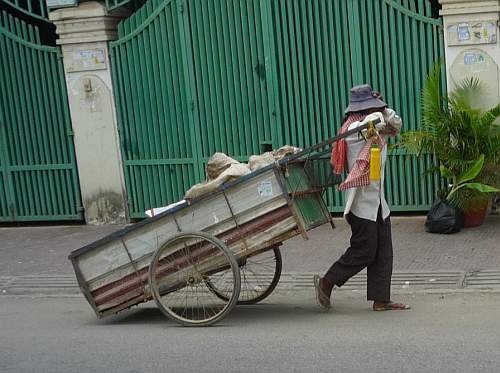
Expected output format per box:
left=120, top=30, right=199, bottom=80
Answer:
left=331, top=113, right=385, bottom=191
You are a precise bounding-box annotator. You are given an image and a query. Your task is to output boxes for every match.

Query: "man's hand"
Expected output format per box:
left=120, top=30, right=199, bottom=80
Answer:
left=363, top=112, right=385, bottom=127
left=362, top=112, right=385, bottom=139
left=381, top=109, right=402, bottom=136
left=378, top=127, right=398, bottom=136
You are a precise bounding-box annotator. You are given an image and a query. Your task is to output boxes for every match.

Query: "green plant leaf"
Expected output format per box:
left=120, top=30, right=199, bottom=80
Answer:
left=405, top=63, right=499, bottom=186
left=460, top=182, right=499, bottom=193
left=486, top=103, right=500, bottom=120
left=450, top=77, right=484, bottom=110
left=457, top=155, right=485, bottom=184
left=439, top=165, right=454, bottom=179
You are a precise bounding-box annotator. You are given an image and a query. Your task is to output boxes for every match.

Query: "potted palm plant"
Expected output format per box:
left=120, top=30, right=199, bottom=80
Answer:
left=401, top=64, right=500, bottom=228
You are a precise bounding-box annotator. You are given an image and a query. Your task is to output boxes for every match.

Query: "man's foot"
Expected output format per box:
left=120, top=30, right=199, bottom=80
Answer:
left=313, top=275, right=332, bottom=310
left=373, top=301, right=411, bottom=311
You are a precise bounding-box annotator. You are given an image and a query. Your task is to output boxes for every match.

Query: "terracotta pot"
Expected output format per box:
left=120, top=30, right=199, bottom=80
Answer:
left=462, top=203, right=488, bottom=228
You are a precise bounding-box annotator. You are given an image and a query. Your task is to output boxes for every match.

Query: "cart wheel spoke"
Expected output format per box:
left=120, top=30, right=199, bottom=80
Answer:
left=149, top=231, right=241, bottom=326
left=206, top=246, right=282, bottom=305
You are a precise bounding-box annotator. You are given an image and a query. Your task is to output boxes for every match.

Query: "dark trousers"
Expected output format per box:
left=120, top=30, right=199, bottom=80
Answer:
left=324, top=209, right=393, bottom=302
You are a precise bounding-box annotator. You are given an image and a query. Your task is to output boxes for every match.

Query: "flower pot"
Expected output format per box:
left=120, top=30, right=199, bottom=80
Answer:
left=462, top=204, right=488, bottom=228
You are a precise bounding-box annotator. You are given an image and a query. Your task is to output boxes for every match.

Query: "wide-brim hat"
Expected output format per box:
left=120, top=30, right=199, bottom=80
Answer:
left=345, top=84, right=387, bottom=113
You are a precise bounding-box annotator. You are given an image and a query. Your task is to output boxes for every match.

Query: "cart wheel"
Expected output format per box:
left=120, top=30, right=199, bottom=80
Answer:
left=148, top=231, right=241, bottom=326
left=207, top=246, right=282, bottom=305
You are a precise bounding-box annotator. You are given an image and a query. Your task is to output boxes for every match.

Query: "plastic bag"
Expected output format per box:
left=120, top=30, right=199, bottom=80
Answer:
left=425, top=199, right=463, bottom=234
left=145, top=200, right=186, bottom=217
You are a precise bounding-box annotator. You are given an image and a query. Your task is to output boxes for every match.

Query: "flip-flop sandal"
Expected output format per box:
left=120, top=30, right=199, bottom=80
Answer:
left=373, top=302, right=411, bottom=311
left=313, top=275, right=331, bottom=310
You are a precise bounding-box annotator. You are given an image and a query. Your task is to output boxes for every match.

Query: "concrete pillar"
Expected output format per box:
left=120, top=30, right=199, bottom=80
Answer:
left=50, top=2, right=130, bottom=224
left=439, top=0, right=500, bottom=109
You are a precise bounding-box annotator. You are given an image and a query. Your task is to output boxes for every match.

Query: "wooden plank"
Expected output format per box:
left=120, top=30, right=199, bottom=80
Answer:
left=77, top=168, right=286, bottom=282
left=72, top=165, right=331, bottom=316
left=96, top=218, right=299, bottom=312
left=98, top=296, right=144, bottom=317
left=81, top=193, right=288, bottom=287
left=87, top=205, right=295, bottom=293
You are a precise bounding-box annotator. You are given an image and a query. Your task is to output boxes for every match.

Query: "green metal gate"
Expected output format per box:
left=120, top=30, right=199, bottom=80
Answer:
left=184, top=0, right=277, bottom=161
left=266, top=0, right=445, bottom=211
left=0, top=10, right=82, bottom=222
left=110, top=0, right=200, bottom=218
left=110, top=0, right=444, bottom=218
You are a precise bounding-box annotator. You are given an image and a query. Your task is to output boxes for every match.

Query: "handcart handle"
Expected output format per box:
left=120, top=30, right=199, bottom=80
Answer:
left=280, top=118, right=381, bottom=164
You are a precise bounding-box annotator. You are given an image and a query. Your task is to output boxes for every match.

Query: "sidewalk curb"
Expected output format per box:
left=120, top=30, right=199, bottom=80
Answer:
left=1, top=270, right=500, bottom=297
left=2, top=288, right=500, bottom=300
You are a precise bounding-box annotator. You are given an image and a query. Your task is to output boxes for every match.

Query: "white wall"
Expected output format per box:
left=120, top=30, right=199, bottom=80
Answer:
left=440, top=0, right=500, bottom=109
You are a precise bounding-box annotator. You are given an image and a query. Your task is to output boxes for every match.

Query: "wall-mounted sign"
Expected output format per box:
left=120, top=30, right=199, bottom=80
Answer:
left=64, top=48, right=107, bottom=73
left=447, top=21, right=497, bottom=46
left=46, top=0, right=78, bottom=9
left=463, top=52, right=485, bottom=65
left=457, top=23, right=470, bottom=42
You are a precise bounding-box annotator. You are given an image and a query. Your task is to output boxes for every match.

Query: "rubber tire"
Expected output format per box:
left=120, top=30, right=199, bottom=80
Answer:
left=148, top=231, right=241, bottom=327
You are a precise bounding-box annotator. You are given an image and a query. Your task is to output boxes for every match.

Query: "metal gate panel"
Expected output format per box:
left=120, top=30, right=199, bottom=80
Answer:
left=0, top=11, right=82, bottom=221
left=351, top=0, right=445, bottom=211
left=267, top=0, right=444, bottom=212
left=110, top=0, right=200, bottom=218
left=185, top=0, right=274, bottom=161
left=2, top=0, right=49, bottom=21
left=111, top=0, right=445, bottom=217
left=268, top=0, right=355, bottom=211
left=0, top=120, right=9, bottom=220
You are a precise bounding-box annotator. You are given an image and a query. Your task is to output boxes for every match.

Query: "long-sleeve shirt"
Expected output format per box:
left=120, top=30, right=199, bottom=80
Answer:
left=343, top=109, right=402, bottom=222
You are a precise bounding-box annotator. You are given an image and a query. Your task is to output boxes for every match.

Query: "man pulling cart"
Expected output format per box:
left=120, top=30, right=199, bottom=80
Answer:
left=69, top=85, right=408, bottom=327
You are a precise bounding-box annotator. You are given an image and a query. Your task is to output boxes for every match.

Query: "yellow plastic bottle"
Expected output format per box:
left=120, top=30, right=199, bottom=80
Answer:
left=369, top=146, right=381, bottom=181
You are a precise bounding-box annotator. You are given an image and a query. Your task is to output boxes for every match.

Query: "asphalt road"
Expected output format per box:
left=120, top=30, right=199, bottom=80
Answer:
left=1, top=291, right=499, bottom=373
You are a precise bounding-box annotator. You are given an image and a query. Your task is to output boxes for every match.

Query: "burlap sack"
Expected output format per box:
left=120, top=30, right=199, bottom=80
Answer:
left=248, top=145, right=302, bottom=171
left=206, top=152, right=239, bottom=181
left=273, top=145, right=301, bottom=160
left=248, top=152, right=275, bottom=171
left=185, top=163, right=251, bottom=200
left=185, top=146, right=300, bottom=199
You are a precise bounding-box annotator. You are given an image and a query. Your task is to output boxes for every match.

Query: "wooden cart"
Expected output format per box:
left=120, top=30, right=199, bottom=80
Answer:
left=69, top=122, right=375, bottom=326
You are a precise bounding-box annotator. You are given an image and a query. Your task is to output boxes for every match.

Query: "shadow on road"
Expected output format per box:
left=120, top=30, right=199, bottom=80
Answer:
left=92, top=299, right=375, bottom=327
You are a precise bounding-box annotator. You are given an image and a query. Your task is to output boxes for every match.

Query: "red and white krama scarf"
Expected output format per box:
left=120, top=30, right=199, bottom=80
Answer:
left=331, top=113, right=385, bottom=191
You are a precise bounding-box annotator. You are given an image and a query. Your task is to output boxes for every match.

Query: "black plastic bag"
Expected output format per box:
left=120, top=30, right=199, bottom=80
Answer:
left=425, top=199, right=463, bottom=234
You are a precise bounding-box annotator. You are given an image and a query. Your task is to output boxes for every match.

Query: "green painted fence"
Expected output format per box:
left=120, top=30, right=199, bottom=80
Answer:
left=185, top=0, right=275, bottom=160
left=110, top=0, right=200, bottom=217
left=105, top=0, right=145, bottom=12
left=1, top=0, right=49, bottom=21
left=267, top=0, right=445, bottom=211
left=0, top=10, right=82, bottom=221
left=111, top=0, right=444, bottom=218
